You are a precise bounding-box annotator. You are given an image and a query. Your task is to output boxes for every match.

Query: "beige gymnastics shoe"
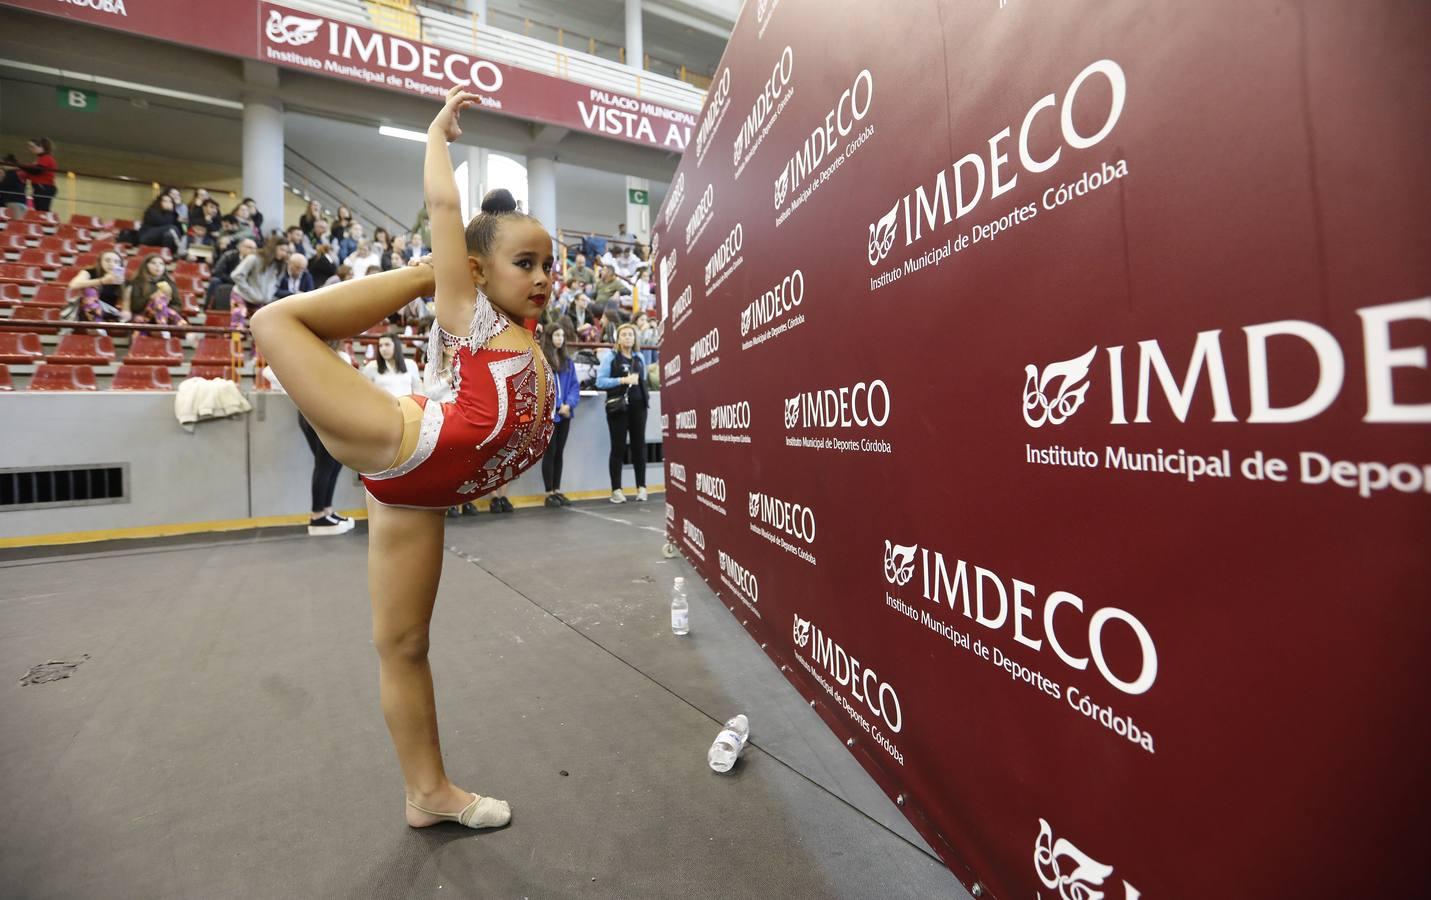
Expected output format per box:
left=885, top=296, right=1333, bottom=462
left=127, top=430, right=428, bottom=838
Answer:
left=407, top=792, right=512, bottom=829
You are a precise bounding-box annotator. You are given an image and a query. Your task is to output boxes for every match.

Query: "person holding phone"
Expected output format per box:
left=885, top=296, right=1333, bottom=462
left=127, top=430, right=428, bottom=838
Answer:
left=595, top=323, right=649, bottom=503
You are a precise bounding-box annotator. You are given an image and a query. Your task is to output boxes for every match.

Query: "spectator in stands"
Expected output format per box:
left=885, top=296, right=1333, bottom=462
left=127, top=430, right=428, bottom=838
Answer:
left=541, top=323, right=579, bottom=507
left=412, top=204, right=430, bottom=250
left=599, top=304, right=626, bottom=343
left=636, top=312, right=659, bottom=349
left=372, top=227, right=391, bottom=251
left=131, top=281, right=185, bottom=336
left=390, top=234, right=410, bottom=262
left=556, top=277, right=583, bottom=314
left=242, top=197, right=264, bottom=234
left=331, top=204, right=355, bottom=242
left=0, top=154, right=25, bottom=218
left=612, top=245, right=643, bottom=281
left=124, top=253, right=180, bottom=316
left=285, top=224, right=315, bottom=257
left=570, top=293, right=597, bottom=335
left=595, top=267, right=628, bottom=305
left=597, top=322, right=650, bottom=503
left=190, top=197, right=222, bottom=248
left=275, top=253, right=314, bottom=299
left=344, top=239, right=382, bottom=278
left=188, top=187, right=210, bottom=219
left=207, top=236, right=256, bottom=302
left=380, top=245, right=407, bottom=273
left=338, top=222, right=364, bottom=261
left=310, top=218, right=333, bottom=249
left=329, top=263, right=353, bottom=287
left=230, top=202, right=261, bottom=243
left=166, top=187, right=188, bottom=226
left=231, top=235, right=292, bottom=312
left=616, top=222, right=638, bottom=249
left=309, top=242, right=339, bottom=286
left=65, top=249, right=129, bottom=323
left=299, top=199, right=325, bottom=237
left=137, top=193, right=184, bottom=253
left=18, top=138, right=57, bottom=212
left=362, top=333, right=423, bottom=397
left=569, top=252, right=595, bottom=288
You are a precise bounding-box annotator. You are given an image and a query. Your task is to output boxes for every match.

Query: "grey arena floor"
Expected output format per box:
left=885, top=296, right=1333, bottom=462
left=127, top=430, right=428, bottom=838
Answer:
left=1, top=498, right=968, bottom=900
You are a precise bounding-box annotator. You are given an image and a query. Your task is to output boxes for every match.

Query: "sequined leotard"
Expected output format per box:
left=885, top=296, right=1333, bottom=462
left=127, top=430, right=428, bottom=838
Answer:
left=360, top=292, right=554, bottom=509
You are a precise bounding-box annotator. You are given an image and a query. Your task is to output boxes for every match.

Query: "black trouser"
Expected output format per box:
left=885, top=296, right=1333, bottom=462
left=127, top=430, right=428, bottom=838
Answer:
left=298, top=413, right=342, bottom=514
left=607, top=405, right=647, bottom=490
left=138, top=224, right=180, bottom=252
left=31, top=184, right=56, bottom=212
left=541, top=417, right=571, bottom=491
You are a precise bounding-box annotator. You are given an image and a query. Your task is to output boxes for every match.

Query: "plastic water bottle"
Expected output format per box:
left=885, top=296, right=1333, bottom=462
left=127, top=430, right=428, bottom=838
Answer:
left=708, top=714, right=749, bottom=773
left=671, top=577, right=690, bottom=635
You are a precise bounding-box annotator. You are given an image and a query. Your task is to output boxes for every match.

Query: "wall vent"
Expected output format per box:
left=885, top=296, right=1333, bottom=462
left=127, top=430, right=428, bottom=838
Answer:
left=0, top=465, right=129, bottom=511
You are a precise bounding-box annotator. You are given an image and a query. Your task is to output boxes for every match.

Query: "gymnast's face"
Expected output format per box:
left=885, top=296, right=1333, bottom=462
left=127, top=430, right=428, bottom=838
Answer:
left=472, top=218, right=554, bottom=323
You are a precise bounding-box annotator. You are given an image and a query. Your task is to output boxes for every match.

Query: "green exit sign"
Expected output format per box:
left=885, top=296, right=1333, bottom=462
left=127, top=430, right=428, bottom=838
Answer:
left=57, top=86, right=98, bottom=112
left=628, top=188, right=649, bottom=205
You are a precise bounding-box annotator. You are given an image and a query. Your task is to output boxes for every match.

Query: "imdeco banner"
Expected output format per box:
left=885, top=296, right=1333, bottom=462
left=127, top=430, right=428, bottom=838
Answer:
left=650, top=2, right=1430, bottom=897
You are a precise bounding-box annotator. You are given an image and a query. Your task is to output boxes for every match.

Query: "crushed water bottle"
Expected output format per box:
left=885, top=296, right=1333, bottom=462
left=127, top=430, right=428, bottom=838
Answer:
left=671, top=577, right=690, bottom=635
left=708, top=714, right=749, bottom=773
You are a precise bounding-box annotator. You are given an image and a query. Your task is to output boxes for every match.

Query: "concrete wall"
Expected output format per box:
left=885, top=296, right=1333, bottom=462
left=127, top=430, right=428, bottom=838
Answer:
left=1, top=389, right=662, bottom=541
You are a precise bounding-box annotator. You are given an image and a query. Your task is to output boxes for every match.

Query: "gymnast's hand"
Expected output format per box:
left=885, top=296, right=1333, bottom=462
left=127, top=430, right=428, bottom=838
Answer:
left=431, top=85, right=480, bottom=142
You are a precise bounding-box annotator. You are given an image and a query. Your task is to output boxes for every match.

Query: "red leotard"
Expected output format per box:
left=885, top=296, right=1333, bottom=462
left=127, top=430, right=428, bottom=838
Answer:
left=360, top=294, right=554, bottom=509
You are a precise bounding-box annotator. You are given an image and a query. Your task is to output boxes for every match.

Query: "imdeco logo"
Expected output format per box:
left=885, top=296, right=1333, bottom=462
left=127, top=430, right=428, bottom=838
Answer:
left=709, top=400, right=752, bottom=444
left=693, top=70, right=733, bottom=166
left=672, top=284, right=695, bottom=330
left=786, top=380, right=891, bottom=429
left=695, top=471, right=728, bottom=515
left=774, top=69, right=874, bottom=219
left=864, top=59, right=1127, bottom=269
left=663, top=354, right=682, bottom=387
left=704, top=223, right=744, bottom=291
left=668, top=461, right=687, bottom=490
left=1035, top=819, right=1141, bottom=900
left=741, top=268, right=804, bottom=341
left=684, top=183, right=715, bottom=250
left=883, top=541, right=916, bottom=586
left=748, top=491, right=815, bottom=545
left=682, top=518, right=706, bottom=556
left=674, top=408, right=699, bottom=440
left=733, top=45, right=795, bottom=169
left=661, top=247, right=679, bottom=286
left=791, top=613, right=904, bottom=736
left=689, top=327, right=721, bottom=374
left=659, top=412, right=668, bottom=436
left=663, top=171, right=687, bottom=227
left=1023, top=298, right=1431, bottom=427
left=718, top=549, right=759, bottom=608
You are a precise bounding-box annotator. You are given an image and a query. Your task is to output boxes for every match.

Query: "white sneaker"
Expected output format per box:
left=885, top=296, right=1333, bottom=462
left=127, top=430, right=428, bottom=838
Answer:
left=307, top=514, right=348, bottom=535
left=636, top=487, right=648, bottom=502
left=610, top=490, right=627, bottom=504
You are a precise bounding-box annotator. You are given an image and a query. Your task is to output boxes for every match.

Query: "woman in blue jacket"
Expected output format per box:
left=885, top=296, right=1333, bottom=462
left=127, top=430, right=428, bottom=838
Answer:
left=595, top=322, right=649, bottom=503
left=541, top=323, right=581, bottom=507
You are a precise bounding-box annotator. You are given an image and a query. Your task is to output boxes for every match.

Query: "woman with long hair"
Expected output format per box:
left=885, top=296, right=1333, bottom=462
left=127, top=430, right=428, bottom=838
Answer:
left=363, top=333, right=423, bottom=397
left=18, top=137, right=57, bottom=212
left=331, top=204, right=355, bottom=242
left=231, top=235, right=292, bottom=313
left=541, top=323, right=579, bottom=507
left=595, top=322, right=649, bottom=503
left=65, top=249, right=129, bottom=324
left=299, top=199, right=325, bottom=237
left=124, top=253, right=179, bottom=317
left=137, top=193, right=183, bottom=252
left=250, top=86, right=554, bottom=831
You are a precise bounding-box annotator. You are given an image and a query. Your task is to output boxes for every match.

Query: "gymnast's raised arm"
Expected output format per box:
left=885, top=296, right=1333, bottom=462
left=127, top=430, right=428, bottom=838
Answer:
left=424, top=85, right=482, bottom=337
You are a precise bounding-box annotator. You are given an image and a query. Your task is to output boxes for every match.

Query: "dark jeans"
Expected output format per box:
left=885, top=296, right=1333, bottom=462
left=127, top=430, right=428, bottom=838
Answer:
left=298, top=413, right=342, bottom=514
left=541, top=416, right=571, bottom=491
left=138, top=224, right=181, bottom=252
left=31, top=184, right=56, bottom=212
left=606, top=404, right=647, bottom=490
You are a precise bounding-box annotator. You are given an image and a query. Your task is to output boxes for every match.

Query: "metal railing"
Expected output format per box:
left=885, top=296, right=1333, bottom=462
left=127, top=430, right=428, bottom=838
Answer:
left=285, top=0, right=707, bottom=111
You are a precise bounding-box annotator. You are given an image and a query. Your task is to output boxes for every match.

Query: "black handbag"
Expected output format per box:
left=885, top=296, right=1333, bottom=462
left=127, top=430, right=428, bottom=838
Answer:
left=605, top=387, right=629, bottom=414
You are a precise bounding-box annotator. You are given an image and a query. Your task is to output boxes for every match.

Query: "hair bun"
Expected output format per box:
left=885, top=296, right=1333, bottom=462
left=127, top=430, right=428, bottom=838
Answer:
left=480, top=188, right=518, bottom=214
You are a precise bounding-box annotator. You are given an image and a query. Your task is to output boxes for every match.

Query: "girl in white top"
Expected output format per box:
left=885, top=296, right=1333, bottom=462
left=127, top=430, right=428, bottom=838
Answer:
left=345, top=240, right=383, bottom=278
left=362, top=333, right=423, bottom=396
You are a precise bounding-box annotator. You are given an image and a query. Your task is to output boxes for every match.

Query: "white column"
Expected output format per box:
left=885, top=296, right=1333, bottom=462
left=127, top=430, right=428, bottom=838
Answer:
left=241, top=61, right=285, bottom=237
left=624, top=176, right=651, bottom=241
left=464, top=0, right=487, bottom=23
left=526, top=152, right=558, bottom=236
left=625, top=0, right=643, bottom=70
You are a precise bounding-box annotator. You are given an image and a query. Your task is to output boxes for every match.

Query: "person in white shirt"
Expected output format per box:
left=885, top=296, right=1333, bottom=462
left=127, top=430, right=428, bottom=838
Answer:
left=612, top=246, right=643, bottom=280
left=345, top=240, right=383, bottom=278
left=362, top=333, right=423, bottom=397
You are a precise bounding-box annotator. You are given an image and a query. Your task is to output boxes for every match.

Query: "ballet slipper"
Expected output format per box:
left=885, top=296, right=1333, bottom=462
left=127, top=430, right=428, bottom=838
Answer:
left=407, top=792, right=512, bottom=829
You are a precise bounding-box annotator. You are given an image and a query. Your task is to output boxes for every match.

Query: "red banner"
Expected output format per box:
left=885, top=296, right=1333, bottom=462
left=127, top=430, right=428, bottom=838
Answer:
left=652, top=1, right=1431, bottom=898
left=1, top=0, right=695, bottom=151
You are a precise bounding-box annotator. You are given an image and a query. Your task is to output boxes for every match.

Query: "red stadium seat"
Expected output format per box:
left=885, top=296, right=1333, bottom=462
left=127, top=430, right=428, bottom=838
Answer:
left=20, top=209, right=58, bottom=227
left=192, top=336, right=239, bottom=364
left=52, top=334, right=116, bottom=365
left=0, top=363, right=12, bottom=391
left=173, top=260, right=208, bottom=278
left=188, top=364, right=236, bottom=381
left=0, top=265, right=43, bottom=285
left=55, top=266, right=88, bottom=284
left=112, top=219, right=136, bottom=232
left=16, top=249, right=61, bottom=270
left=31, top=363, right=98, bottom=391
left=0, top=332, right=43, bottom=363
left=69, top=214, right=107, bottom=229
left=28, top=284, right=68, bottom=308
left=87, top=240, right=117, bottom=256
left=6, top=305, right=61, bottom=326
left=112, top=363, right=174, bottom=390
left=37, top=237, right=78, bottom=256
left=203, top=311, right=232, bottom=328
left=3, top=222, right=43, bottom=241
left=0, top=233, right=27, bottom=253
left=125, top=335, right=183, bottom=365
left=0, top=284, right=21, bottom=307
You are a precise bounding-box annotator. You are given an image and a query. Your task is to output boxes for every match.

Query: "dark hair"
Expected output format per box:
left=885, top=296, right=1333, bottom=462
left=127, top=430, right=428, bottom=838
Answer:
left=542, top=323, right=571, bottom=372
left=375, top=333, right=408, bottom=375
left=257, top=234, right=289, bottom=268
left=463, top=188, right=540, bottom=256
left=30, top=137, right=53, bottom=155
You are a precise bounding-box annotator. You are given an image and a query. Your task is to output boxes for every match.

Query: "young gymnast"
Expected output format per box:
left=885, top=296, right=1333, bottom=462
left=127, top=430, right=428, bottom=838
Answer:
left=251, top=85, right=556, bottom=830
